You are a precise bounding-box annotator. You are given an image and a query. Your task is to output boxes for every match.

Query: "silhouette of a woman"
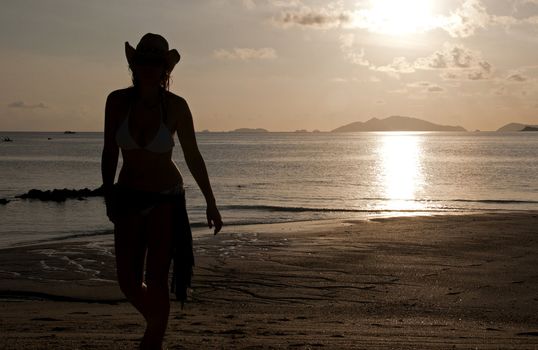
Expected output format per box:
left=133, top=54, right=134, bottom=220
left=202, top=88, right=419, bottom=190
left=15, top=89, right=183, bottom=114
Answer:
left=101, top=33, right=222, bottom=349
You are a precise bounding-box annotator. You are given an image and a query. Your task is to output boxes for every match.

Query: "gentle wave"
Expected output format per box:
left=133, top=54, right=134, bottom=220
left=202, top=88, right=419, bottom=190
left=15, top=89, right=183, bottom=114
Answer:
left=6, top=230, right=113, bottom=248
left=450, top=199, right=538, bottom=204
left=360, top=198, right=538, bottom=205
left=222, top=204, right=465, bottom=213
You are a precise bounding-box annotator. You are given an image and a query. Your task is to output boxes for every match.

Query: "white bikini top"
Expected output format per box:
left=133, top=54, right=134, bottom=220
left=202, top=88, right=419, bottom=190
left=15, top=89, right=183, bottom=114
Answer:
left=115, top=96, right=175, bottom=153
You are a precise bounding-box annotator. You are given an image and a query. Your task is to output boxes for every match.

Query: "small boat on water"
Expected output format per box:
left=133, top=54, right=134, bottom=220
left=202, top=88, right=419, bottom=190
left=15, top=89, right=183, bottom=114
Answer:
left=64, top=131, right=76, bottom=134
left=2, top=137, right=13, bottom=142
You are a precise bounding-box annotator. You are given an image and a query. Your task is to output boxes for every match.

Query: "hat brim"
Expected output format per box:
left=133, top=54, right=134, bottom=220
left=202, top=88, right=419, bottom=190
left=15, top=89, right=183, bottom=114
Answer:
left=125, top=42, right=180, bottom=72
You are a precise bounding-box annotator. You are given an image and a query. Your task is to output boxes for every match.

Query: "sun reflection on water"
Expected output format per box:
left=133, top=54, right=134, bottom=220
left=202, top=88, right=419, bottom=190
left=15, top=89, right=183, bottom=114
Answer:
left=378, top=133, right=425, bottom=211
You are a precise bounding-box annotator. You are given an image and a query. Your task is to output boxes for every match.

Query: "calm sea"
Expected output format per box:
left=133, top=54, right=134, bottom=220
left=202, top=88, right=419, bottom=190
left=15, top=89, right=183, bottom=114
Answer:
left=0, top=131, right=537, bottom=248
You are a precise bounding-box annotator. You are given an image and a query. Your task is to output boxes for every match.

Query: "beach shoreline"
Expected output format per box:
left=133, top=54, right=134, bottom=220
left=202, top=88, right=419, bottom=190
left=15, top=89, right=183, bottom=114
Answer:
left=1, top=212, right=538, bottom=349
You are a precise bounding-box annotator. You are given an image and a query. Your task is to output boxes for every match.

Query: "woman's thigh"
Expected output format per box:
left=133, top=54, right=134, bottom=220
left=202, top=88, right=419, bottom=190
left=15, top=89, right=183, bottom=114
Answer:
left=145, top=202, right=174, bottom=286
left=114, top=214, right=147, bottom=286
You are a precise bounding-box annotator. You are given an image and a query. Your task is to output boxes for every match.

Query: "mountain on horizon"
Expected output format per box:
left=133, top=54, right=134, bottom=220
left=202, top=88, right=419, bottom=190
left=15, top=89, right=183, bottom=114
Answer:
left=331, top=116, right=466, bottom=132
left=496, top=122, right=538, bottom=132
left=228, top=128, right=269, bottom=133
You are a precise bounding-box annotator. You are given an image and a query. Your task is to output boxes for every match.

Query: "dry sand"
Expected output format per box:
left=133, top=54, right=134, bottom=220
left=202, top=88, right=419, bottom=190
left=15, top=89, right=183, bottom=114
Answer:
left=1, top=212, right=538, bottom=349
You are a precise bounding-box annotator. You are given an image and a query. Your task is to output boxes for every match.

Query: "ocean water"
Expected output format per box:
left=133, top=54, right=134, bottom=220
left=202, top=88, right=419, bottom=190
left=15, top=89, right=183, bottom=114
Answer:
left=0, top=131, right=537, bottom=248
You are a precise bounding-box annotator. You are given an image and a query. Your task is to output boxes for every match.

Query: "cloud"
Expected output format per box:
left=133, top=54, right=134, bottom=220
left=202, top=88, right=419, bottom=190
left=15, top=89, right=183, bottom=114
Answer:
left=441, top=0, right=490, bottom=38
left=407, top=81, right=432, bottom=88
left=341, top=41, right=493, bottom=81
left=214, top=47, right=277, bottom=61
left=431, top=0, right=538, bottom=36
left=274, top=3, right=350, bottom=29
left=340, top=34, right=415, bottom=76
left=8, top=101, right=47, bottom=109
left=406, top=81, right=445, bottom=93
left=339, top=34, right=369, bottom=66
left=427, top=85, right=444, bottom=92
left=466, top=70, right=489, bottom=80
left=271, top=0, right=538, bottom=38
left=374, top=57, right=415, bottom=74
left=414, top=43, right=493, bottom=80
left=269, top=0, right=302, bottom=7
left=243, top=0, right=303, bottom=10
left=506, top=73, right=527, bottom=82
left=491, top=14, right=538, bottom=27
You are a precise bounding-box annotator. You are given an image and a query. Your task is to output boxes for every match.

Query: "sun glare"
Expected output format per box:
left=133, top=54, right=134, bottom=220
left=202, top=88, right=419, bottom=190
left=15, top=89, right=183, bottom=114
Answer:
left=379, top=134, right=425, bottom=210
left=357, top=0, right=437, bottom=36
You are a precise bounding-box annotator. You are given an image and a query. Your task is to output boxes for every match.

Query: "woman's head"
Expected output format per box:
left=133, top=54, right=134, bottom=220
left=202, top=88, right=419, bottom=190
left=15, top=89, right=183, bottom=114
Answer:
left=125, top=33, right=180, bottom=90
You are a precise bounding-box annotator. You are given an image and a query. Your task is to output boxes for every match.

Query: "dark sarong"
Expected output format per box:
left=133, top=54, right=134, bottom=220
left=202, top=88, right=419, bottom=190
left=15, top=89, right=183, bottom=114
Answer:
left=106, top=184, right=194, bottom=303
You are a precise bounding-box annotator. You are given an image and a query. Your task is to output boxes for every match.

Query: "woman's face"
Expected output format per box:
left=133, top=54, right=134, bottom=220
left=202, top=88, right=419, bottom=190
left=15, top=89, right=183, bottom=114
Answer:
left=133, top=57, right=165, bottom=87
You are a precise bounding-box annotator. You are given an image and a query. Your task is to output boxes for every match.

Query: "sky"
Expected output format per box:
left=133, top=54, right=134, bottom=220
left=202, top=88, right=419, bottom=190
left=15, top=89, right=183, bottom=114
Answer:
left=0, top=0, right=537, bottom=132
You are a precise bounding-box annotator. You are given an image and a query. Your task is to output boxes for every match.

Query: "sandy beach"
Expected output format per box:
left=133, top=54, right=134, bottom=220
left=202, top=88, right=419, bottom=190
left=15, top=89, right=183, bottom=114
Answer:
left=1, top=212, right=538, bottom=349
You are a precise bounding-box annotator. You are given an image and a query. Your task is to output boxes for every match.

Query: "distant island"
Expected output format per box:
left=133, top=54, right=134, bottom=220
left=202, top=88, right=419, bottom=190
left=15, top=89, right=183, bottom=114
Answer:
left=496, top=123, right=538, bottom=132
left=332, top=116, right=466, bottom=132
left=229, top=128, right=269, bottom=133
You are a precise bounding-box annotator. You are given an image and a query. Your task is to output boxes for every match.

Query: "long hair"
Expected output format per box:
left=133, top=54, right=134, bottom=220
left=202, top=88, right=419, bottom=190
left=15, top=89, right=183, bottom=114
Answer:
left=129, top=65, right=171, bottom=91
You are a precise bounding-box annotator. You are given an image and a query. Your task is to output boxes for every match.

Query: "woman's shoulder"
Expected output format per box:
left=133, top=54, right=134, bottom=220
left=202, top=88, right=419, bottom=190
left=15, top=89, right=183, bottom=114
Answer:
left=164, top=91, right=191, bottom=120
left=107, top=88, right=133, bottom=104
left=105, top=89, right=133, bottom=123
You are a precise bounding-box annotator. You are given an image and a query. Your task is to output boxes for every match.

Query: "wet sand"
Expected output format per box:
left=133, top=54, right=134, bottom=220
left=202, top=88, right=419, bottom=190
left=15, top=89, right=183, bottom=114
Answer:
left=1, top=212, right=538, bottom=349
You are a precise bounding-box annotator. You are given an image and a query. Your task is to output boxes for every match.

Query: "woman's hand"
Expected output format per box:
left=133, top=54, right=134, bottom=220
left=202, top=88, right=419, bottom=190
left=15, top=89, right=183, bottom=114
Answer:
left=103, top=184, right=117, bottom=224
left=206, top=203, right=223, bottom=235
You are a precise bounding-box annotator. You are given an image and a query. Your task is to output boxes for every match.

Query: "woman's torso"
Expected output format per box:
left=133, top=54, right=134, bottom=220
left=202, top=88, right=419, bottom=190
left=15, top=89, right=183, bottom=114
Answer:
left=114, top=88, right=183, bottom=192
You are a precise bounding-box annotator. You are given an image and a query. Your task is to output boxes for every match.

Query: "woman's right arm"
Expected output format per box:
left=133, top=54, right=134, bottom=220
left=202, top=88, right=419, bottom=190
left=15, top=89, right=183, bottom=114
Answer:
left=101, top=92, right=120, bottom=191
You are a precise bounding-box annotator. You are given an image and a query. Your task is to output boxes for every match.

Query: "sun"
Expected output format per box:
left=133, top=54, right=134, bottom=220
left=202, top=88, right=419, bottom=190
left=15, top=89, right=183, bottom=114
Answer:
left=355, top=0, right=437, bottom=36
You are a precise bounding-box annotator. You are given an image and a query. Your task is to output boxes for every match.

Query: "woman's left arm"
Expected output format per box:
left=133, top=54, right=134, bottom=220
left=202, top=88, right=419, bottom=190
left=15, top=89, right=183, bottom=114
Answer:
left=175, top=96, right=223, bottom=234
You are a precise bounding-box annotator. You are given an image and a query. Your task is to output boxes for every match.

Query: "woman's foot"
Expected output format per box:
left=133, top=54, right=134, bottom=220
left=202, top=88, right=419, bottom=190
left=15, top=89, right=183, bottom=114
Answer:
left=140, top=333, right=164, bottom=350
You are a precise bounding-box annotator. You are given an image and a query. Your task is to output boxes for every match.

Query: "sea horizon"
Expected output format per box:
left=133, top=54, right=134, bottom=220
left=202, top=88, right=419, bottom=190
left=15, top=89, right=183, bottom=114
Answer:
left=1, top=129, right=534, bottom=133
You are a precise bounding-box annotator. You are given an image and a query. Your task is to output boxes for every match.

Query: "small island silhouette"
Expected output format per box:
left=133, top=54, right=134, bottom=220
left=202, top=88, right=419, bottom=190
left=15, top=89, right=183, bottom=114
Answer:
left=332, top=116, right=466, bottom=132
left=228, top=128, right=269, bottom=133
left=497, top=123, right=538, bottom=132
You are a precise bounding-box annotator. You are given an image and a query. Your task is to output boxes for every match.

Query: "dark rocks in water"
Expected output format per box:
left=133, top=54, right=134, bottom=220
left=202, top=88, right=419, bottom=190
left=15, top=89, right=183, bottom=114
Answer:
left=0, top=198, right=10, bottom=205
left=16, top=186, right=106, bottom=202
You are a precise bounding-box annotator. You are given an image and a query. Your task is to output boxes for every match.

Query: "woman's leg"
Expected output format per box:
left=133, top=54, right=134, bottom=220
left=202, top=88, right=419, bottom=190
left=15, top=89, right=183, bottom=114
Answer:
left=114, top=214, right=150, bottom=319
left=143, top=202, right=174, bottom=348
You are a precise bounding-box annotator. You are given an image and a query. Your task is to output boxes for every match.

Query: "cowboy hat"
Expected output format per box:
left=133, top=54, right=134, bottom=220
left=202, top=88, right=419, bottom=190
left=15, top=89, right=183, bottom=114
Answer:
left=125, top=33, right=180, bottom=72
